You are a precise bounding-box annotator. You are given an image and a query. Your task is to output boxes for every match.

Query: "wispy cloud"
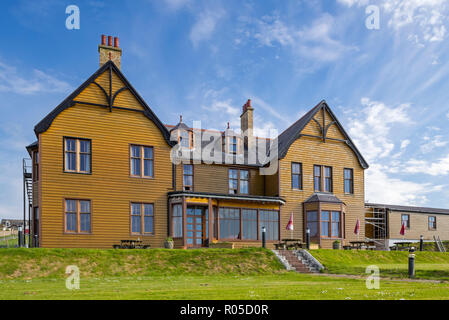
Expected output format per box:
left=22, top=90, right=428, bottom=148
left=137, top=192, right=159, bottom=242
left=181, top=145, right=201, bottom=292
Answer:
left=190, top=8, right=225, bottom=47
left=384, top=0, right=448, bottom=43
left=348, top=98, right=411, bottom=161
left=402, top=154, right=449, bottom=176
left=252, top=14, right=356, bottom=64
left=345, top=98, right=447, bottom=206
left=0, top=60, right=72, bottom=95
left=366, top=163, right=443, bottom=205
left=420, top=134, right=447, bottom=153
left=336, top=0, right=369, bottom=7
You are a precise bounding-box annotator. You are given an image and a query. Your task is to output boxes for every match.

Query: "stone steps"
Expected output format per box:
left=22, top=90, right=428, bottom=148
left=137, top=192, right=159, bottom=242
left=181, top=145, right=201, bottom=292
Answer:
left=278, top=250, right=315, bottom=273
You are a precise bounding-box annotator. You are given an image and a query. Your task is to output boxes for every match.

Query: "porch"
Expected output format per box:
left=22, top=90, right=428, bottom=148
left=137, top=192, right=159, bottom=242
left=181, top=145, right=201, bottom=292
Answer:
left=168, top=191, right=285, bottom=249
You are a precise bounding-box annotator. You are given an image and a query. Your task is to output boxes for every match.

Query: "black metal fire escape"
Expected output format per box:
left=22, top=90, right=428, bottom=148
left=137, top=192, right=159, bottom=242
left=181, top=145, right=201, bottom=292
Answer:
left=23, top=158, right=32, bottom=247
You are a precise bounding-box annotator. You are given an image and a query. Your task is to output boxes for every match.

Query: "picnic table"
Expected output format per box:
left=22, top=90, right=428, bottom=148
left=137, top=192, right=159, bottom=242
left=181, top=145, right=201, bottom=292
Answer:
left=113, top=239, right=150, bottom=249
left=347, top=241, right=376, bottom=250
left=275, top=239, right=303, bottom=250
left=391, top=242, right=414, bottom=251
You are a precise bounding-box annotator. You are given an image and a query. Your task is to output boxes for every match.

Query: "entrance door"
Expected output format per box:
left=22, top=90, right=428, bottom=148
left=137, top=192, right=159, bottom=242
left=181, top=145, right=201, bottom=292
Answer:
left=186, top=206, right=208, bottom=247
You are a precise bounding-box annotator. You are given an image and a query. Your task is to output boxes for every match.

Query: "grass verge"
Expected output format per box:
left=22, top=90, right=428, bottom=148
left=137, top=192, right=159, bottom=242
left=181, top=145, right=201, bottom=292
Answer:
left=312, top=249, right=449, bottom=280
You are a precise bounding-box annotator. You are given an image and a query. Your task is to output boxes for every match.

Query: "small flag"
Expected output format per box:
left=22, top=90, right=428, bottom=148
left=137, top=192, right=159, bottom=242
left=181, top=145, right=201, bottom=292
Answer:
left=400, top=221, right=406, bottom=236
left=286, top=213, right=294, bottom=231
left=354, top=219, right=360, bottom=235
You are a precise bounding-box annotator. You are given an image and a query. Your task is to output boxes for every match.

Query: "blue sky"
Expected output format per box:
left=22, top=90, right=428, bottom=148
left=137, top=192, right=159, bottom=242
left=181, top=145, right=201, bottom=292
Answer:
left=1, top=0, right=449, bottom=219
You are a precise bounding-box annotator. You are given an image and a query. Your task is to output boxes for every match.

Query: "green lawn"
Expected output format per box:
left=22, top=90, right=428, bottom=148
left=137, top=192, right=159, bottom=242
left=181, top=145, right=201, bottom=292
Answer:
left=312, top=250, right=449, bottom=280
left=1, top=248, right=449, bottom=300
left=0, top=237, right=18, bottom=247
left=1, top=273, right=449, bottom=300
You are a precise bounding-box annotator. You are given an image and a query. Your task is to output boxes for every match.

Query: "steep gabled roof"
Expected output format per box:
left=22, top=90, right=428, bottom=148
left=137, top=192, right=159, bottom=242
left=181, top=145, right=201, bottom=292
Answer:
left=277, top=100, right=369, bottom=169
left=34, top=60, right=174, bottom=146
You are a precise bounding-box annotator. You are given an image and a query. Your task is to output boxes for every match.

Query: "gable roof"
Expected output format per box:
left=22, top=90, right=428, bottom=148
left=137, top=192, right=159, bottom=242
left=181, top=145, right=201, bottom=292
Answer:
left=34, top=60, right=174, bottom=146
left=277, top=100, right=369, bottom=169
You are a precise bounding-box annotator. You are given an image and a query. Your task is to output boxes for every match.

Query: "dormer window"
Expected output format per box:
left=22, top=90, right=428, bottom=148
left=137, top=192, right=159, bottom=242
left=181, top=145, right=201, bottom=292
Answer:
left=230, top=137, right=237, bottom=154
left=179, top=130, right=190, bottom=148
left=223, top=134, right=242, bottom=155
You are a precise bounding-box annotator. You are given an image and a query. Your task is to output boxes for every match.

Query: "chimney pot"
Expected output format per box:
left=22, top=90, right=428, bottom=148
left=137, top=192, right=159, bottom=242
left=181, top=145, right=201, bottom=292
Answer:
left=108, top=36, right=113, bottom=47
left=180, top=115, right=183, bottom=123
left=101, top=35, right=106, bottom=45
left=114, top=37, right=119, bottom=48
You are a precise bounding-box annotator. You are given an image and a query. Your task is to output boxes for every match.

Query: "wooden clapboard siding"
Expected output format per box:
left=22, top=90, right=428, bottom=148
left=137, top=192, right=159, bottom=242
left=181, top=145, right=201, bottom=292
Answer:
left=39, top=69, right=172, bottom=249
left=388, top=211, right=449, bottom=240
left=176, top=163, right=265, bottom=196
left=264, top=168, right=279, bottom=197
left=280, top=117, right=365, bottom=248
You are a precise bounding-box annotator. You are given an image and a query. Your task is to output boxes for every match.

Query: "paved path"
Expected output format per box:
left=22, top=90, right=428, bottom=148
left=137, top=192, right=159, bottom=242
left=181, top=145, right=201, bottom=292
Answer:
left=309, top=272, right=445, bottom=283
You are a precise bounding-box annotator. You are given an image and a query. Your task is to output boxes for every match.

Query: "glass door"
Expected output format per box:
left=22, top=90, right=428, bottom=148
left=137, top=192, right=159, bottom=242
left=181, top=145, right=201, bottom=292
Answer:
left=186, top=206, right=209, bottom=247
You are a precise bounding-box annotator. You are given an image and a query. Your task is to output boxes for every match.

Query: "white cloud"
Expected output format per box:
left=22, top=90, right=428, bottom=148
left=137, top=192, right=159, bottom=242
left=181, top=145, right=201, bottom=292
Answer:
left=189, top=9, right=225, bottom=47
left=420, top=135, right=447, bottom=153
left=446, top=111, right=449, bottom=119
left=0, top=60, right=71, bottom=95
left=203, top=99, right=239, bottom=117
left=252, top=14, right=356, bottom=63
left=400, top=139, right=411, bottom=149
left=383, top=0, right=448, bottom=43
left=366, top=164, right=443, bottom=205
left=336, top=0, right=369, bottom=7
left=345, top=98, right=446, bottom=206
left=403, top=154, right=449, bottom=176
left=348, top=98, right=412, bottom=161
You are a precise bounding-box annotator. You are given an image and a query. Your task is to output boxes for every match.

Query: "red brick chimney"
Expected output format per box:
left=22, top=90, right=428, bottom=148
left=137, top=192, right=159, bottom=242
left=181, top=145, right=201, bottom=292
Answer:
left=240, top=99, right=254, bottom=150
left=98, top=34, right=122, bottom=69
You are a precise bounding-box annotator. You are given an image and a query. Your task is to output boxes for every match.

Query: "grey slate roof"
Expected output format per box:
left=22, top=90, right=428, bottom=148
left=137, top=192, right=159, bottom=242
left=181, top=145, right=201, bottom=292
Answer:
left=366, top=203, right=449, bottom=215
left=169, top=122, right=190, bottom=132
left=25, top=141, right=38, bottom=156
left=304, top=193, right=344, bottom=204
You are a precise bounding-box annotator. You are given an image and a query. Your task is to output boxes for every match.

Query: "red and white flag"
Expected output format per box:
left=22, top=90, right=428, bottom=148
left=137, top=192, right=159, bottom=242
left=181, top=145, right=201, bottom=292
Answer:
left=354, top=219, right=360, bottom=235
left=286, top=213, right=294, bottom=231
left=400, top=221, right=406, bottom=236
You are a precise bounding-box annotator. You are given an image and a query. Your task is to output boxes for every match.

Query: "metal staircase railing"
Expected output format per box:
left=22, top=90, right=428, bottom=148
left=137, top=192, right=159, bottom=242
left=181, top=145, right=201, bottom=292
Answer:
left=434, top=235, right=446, bottom=252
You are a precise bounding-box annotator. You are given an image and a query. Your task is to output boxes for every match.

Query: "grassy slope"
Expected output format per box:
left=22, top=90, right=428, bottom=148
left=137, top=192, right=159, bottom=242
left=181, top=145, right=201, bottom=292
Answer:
left=0, top=248, right=284, bottom=280
left=1, top=248, right=449, bottom=299
left=312, top=250, right=449, bottom=280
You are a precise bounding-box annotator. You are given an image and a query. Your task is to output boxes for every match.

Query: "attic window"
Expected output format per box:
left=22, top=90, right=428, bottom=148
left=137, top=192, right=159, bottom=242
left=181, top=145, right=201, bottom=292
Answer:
left=179, top=130, right=191, bottom=149
left=230, top=137, right=237, bottom=154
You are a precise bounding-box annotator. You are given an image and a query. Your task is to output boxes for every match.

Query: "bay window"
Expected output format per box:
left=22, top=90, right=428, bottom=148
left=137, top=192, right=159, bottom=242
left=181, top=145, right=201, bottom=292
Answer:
left=172, top=204, right=183, bottom=237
